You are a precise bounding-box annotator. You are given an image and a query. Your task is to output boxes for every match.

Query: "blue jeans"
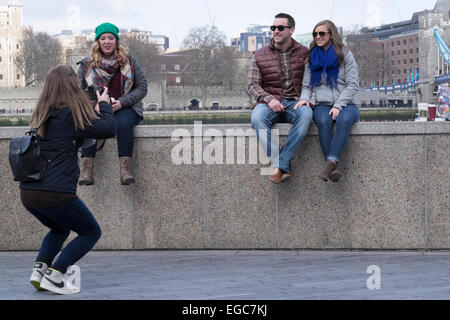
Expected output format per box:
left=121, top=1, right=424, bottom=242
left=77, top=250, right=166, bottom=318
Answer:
left=26, top=198, right=101, bottom=274
left=82, top=108, right=141, bottom=158
left=313, top=105, right=360, bottom=163
left=251, top=99, right=313, bottom=172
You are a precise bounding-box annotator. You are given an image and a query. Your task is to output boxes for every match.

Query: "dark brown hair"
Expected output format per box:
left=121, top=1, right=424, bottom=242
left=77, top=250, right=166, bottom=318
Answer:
left=275, top=13, right=295, bottom=28
left=308, top=20, right=345, bottom=65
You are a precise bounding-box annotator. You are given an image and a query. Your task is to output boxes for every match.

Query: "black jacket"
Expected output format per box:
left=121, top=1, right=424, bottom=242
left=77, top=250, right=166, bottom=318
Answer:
left=19, top=102, right=117, bottom=194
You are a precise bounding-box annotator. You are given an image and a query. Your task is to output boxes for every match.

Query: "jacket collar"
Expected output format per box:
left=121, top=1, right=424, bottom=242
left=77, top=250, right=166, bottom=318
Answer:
left=269, top=38, right=301, bottom=52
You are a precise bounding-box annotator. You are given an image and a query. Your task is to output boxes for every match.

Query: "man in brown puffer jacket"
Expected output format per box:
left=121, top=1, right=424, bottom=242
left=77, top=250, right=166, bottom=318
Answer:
left=248, top=13, right=313, bottom=184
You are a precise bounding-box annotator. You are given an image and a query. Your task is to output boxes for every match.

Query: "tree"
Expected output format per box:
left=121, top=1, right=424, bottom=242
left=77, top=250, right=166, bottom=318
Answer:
left=121, top=35, right=166, bottom=108
left=182, top=25, right=239, bottom=107
left=345, top=26, right=391, bottom=88
left=15, top=28, right=64, bottom=86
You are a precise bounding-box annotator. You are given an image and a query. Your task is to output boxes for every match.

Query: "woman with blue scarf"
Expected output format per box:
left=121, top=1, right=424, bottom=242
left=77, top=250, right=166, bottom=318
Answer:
left=297, top=20, right=359, bottom=182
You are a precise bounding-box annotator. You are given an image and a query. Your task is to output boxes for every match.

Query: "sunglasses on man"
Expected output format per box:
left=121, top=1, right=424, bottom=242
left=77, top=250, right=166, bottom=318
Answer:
left=270, top=25, right=292, bottom=32
left=313, top=31, right=330, bottom=37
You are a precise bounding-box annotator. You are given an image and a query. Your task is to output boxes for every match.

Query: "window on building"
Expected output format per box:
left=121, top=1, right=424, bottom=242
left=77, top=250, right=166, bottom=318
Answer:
left=391, top=42, right=395, bottom=47
left=0, top=56, right=2, bottom=62
left=0, top=74, right=3, bottom=80
left=404, top=69, right=407, bottom=74
left=410, top=59, right=413, bottom=64
left=404, top=59, right=407, bottom=64
left=16, top=44, right=19, bottom=49
left=417, top=58, right=419, bottom=63
left=397, top=41, right=400, bottom=46
left=416, top=48, right=419, bottom=53
left=397, top=50, right=400, bottom=55
left=410, top=39, right=413, bottom=44
left=410, top=49, right=413, bottom=54
left=391, top=51, right=394, bottom=56
left=403, top=40, right=407, bottom=45
left=17, top=74, right=20, bottom=80
left=403, top=49, right=407, bottom=55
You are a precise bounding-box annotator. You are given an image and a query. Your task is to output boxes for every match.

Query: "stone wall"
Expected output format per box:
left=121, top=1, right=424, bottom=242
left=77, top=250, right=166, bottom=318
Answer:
left=0, top=122, right=449, bottom=250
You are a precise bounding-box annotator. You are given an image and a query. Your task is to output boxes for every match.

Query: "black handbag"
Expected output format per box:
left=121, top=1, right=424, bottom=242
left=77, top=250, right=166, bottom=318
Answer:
left=8, top=112, right=74, bottom=182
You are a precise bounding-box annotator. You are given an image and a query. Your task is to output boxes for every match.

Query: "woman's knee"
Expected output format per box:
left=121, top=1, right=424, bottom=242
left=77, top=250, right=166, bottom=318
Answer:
left=313, top=110, right=332, bottom=127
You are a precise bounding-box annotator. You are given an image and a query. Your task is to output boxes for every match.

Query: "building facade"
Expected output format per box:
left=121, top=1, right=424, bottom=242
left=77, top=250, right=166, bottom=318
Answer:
left=346, top=13, right=421, bottom=88
left=231, top=25, right=272, bottom=52
left=0, top=0, right=24, bottom=88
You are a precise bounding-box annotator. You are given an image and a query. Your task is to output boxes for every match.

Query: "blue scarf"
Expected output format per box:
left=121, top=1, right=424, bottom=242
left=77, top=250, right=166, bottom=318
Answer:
left=309, top=44, right=339, bottom=88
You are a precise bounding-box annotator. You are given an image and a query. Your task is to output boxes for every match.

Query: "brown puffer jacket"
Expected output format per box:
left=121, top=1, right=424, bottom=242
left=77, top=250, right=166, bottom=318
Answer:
left=254, top=39, right=308, bottom=103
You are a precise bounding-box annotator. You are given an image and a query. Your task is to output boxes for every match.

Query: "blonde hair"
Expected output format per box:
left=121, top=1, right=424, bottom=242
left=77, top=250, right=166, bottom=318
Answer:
left=30, top=65, right=99, bottom=136
left=88, top=39, right=129, bottom=69
left=308, top=20, right=345, bottom=65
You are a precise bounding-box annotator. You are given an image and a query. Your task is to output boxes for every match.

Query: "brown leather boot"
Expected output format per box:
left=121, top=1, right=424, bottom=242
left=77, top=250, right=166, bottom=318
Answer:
left=79, top=157, right=95, bottom=186
left=318, top=160, right=337, bottom=182
left=120, top=157, right=135, bottom=185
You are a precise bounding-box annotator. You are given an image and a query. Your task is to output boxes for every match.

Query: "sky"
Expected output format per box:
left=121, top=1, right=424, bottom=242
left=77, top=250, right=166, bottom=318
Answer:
left=17, top=0, right=439, bottom=49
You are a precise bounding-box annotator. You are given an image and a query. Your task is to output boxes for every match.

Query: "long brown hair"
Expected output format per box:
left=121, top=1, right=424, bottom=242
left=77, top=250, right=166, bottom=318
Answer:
left=308, top=20, right=345, bottom=65
left=88, top=39, right=129, bottom=69
left=30, top=65, right=98, bottom=136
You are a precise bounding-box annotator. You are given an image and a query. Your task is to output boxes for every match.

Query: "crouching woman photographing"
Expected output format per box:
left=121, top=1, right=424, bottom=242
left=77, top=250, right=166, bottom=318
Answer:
left=20, top=65, right=117, bottom=294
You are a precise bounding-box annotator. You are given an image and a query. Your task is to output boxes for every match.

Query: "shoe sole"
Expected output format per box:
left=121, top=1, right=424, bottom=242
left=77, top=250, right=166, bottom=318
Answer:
left=30, top=271, right=46, bottom=291
left=329, top=171, right=342, bottom=182
left=79, top=180, right=94, bottom=186
left=40, top=279, right=80, bottom=295
left=30, top=280, right=46, bottom=291
left=121, top=178, right=135, bottom=185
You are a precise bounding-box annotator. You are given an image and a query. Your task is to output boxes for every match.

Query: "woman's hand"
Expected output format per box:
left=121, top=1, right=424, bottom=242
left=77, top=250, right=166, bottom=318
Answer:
left=294, top=100, right=311, bottom=110
left=112, top=99, right=122, bottom=112
left=329, top=107, right=340, bottom=120
left=96, top=87, right=111, bottom=104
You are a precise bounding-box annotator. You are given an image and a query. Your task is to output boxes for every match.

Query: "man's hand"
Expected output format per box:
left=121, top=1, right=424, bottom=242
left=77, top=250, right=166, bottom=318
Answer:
left=329, top=107, right=340, bottom=120
left=267, top=99, right=286, bottom=112
left=294, top=100, right=311, bottom=110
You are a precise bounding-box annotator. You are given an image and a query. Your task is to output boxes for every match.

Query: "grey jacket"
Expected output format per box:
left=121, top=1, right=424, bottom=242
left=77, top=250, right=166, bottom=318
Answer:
left=77, top=56, right=148, bottom=118
left=300, top=49, right=359, bottom=110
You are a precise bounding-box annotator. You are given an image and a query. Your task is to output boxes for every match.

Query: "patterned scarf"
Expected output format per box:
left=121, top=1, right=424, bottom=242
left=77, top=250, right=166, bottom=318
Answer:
left=85, top=55, right=134, bottom=94
left=309, top=44, right=339, bottom=89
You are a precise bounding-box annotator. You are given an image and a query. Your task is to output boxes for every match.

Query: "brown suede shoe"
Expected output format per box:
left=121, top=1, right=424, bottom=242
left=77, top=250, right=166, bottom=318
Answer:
left=281, top=171, right=292, bottom=182
left=79, top=157, right=95, bottom=186
left=318, top=160, right=337, bottom=182
left=329, top=167, right=342, bottom=182
left=269, top=168, right=283, bottom=184
left=120, top=157, right=135, bottom=185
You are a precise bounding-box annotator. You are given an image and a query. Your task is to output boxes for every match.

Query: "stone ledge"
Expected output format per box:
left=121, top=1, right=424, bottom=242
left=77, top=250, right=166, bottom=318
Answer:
left=0, top=122, right=449, bottom=250
left=3, top=122, right=448, bottom=139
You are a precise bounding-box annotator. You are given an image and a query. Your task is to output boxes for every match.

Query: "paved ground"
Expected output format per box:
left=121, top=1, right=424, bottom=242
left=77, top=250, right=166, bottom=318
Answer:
left=1, top=250, right=450, bottom=300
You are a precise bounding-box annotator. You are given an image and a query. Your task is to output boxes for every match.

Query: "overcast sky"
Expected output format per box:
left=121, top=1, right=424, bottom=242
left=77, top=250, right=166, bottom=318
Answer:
left=18, top=0, right=438, bottom=48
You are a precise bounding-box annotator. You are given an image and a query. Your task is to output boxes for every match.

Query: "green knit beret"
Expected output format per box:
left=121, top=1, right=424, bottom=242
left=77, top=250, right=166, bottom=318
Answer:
left=95, top=22, right=120, bottom=41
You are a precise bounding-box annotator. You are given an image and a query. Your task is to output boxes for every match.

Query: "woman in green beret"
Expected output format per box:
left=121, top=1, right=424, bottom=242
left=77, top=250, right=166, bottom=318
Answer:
left=77, top=22, right=148, bottom=185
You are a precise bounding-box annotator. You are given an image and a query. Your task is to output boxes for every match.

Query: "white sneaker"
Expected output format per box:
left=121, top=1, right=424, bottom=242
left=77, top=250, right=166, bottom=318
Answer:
left=40, top=267, right=81, bottom=295
left=30, top=262, right=48, bottom=291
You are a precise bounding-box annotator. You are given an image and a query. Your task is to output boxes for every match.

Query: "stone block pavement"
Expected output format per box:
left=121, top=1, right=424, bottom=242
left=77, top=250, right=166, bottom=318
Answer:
left=1, top=250, right=450, bottom=300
